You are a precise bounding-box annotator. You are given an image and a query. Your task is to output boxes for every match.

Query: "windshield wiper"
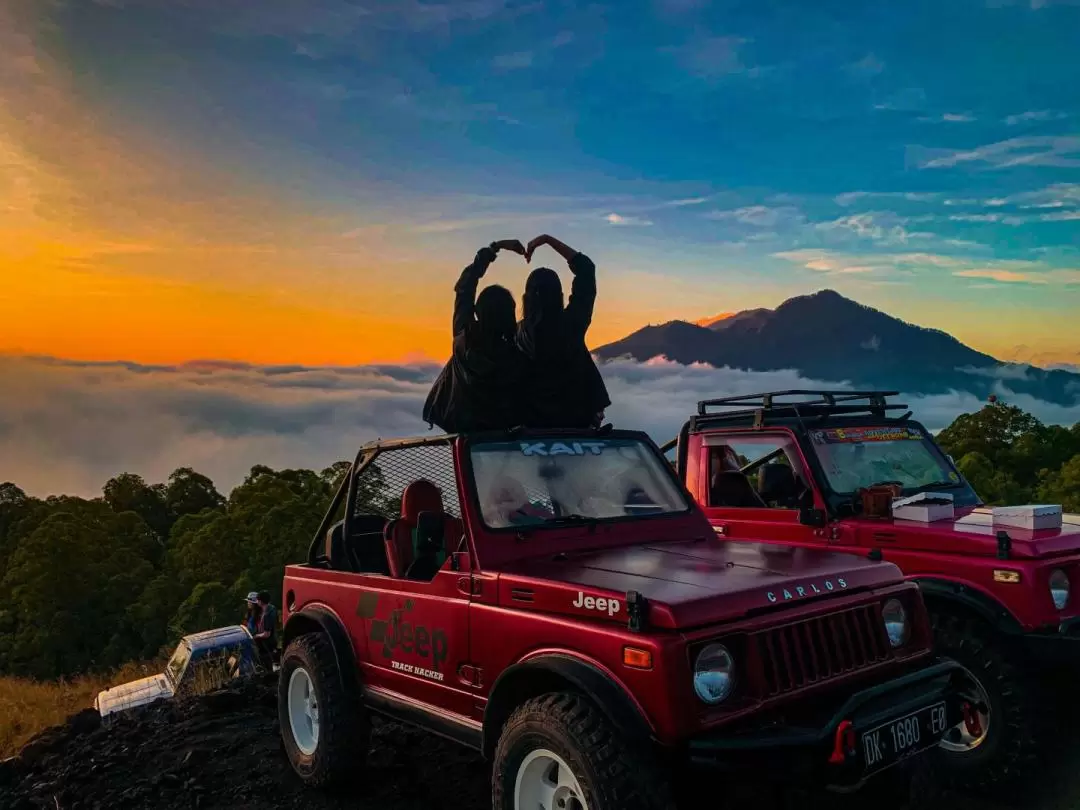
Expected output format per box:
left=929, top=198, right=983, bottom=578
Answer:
left=547, top=513, right=594, bottom=525
left=915, top=481, right=961, bottom=491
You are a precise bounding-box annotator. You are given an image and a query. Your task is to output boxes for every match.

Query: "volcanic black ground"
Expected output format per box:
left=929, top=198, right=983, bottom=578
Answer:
left=0, top=677, right=1075, bottom=810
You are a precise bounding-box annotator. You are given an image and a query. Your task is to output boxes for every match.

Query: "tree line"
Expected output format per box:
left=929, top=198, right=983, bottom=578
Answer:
left=0, top=400, right=1078, bottom=681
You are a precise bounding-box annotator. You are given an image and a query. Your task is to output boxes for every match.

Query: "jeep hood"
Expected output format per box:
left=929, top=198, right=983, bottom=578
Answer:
left=95, top=673, right=174, bottom=718
left=862, top=507, right=1080, bottom=559
left=498, top=539, right=902, bottom=630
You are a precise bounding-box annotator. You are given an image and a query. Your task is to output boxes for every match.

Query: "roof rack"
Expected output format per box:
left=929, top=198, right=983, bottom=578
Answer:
left=693, top=390, right=911, bottom=429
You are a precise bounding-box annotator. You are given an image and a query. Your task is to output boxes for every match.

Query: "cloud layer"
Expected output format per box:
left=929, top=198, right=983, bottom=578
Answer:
left=4, top=355, right=1080, bottom=498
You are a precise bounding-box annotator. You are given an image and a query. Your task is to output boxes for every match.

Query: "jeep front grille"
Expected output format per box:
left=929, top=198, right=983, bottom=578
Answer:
left=754, top=604, right=890, bottom=697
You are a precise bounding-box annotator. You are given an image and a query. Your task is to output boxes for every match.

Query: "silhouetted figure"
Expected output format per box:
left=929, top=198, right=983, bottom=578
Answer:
left=423, top=241, right=527, bottom=433
left=516, top=234, right=611, bottom=429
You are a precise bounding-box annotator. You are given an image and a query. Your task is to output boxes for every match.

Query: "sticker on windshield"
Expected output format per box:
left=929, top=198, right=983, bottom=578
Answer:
left=519, top=441, right=606, bottom=457
left=810, top=427, right=922, bottom=445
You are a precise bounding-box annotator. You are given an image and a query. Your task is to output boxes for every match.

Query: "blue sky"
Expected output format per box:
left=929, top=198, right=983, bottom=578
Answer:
left=3, top=0, right=1079, bottom=366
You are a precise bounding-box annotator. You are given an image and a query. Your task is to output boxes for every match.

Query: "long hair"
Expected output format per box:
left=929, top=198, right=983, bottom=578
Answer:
left=475, top=284, right=516, bottom=343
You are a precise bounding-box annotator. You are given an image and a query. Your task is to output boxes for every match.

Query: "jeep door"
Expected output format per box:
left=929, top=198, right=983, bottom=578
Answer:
left=345, top=441, right=478, bottom=725
left=695, top=429, right=830, bottom=549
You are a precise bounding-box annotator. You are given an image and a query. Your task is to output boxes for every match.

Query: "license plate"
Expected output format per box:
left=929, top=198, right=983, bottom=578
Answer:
left=861, top=701, right=948, bottom=775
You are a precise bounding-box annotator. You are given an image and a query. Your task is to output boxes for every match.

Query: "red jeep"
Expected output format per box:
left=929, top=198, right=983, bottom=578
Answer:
left=669, top=390, right=1080, bottom=790
left=278, top=428, right=979, bottom=809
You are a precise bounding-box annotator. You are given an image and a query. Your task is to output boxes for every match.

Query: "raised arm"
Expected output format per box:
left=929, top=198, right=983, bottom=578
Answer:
left=451, top=240, right=525, bottom=338
left=452, top=246, right=497, bottom=339
left=565, top=251, right=596, bottom=337
left=527, top=235, right=596, bottom=336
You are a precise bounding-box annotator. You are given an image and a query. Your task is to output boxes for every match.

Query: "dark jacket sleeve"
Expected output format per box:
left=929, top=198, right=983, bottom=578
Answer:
left=452, top=247, right=497, bottom=340
left=565, top=252, right=596, bottom=339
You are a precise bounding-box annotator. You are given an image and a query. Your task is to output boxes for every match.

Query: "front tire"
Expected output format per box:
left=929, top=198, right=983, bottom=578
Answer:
left=930, top=612, right=1036, bottom=792
left=278, top=632, right=370, bottom=788
left=492, top=692, right=675, bottom=810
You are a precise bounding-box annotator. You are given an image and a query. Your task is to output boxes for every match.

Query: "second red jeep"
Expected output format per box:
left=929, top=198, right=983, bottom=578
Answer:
left=669, top=390, right=1080, bottom=790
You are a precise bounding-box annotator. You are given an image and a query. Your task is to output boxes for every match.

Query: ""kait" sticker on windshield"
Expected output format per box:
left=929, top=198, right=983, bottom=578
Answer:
left=520, top=442, right=606, bottom=457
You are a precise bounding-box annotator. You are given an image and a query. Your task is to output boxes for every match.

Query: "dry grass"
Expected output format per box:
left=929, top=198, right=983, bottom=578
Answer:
left=0, top=661, right=162, bottom=759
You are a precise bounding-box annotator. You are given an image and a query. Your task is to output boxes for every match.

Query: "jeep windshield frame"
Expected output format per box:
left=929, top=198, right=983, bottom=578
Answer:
left=463, top=431, right=693, bottom=533
left=801, top=421, right=981, bottom=511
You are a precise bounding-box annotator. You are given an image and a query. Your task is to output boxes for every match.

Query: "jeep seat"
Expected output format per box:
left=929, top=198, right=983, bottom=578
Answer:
left=710, top=470, right=766, bottom=508
left=384, top=479, right=462, bottom=578
left=757, top=463, right=800, bottom=508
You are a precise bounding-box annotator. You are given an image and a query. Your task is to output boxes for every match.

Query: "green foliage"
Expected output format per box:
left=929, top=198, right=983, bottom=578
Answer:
left=1, top=401, right=1077, bottom=681
left=0, top=462, right=335, bottom=680
left=939, top=400, right=1080, bottom=504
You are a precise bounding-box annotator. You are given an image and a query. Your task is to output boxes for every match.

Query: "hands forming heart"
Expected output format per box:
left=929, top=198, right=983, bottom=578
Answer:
left=491, top=235, right=560, bottom=263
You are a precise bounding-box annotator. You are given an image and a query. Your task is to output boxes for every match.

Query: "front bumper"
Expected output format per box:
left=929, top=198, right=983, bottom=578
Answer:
left=1019, top=616, right=1080, bottom=665
left=685, top=660, right=974, bottom=788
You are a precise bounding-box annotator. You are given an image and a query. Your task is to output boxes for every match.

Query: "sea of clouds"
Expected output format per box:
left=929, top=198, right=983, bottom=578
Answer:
left=3, top=355, right=1080, bottom=498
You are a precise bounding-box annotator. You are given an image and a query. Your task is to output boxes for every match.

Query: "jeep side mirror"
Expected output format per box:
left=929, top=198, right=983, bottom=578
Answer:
left=415, top=511, right=445, bottom=552
left=799, top=507, right=827, bottom=528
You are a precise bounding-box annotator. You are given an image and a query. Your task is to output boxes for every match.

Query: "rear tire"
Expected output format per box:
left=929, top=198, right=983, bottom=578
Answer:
left=492, top=692, right=675, bottom=810
left=929, top=611, right=1036, bottom=792
left=278, top=632, right=370, bottom=788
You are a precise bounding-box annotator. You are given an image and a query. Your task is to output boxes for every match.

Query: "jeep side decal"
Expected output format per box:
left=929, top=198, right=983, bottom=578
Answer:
left=766, top=578, right=847, bottom=603
left=520, top=441, right=606, bottom=457
left=369, top=601, right=449, bottom=672
left=572, top=591, right=621, bottom=617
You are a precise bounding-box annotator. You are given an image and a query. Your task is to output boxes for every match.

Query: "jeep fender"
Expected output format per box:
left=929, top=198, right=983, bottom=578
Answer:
left=913, top=576, right=1025, bottom=636
left=282, top=604, right=359, bottom=692
left=482, top=652, right=655, bottom=760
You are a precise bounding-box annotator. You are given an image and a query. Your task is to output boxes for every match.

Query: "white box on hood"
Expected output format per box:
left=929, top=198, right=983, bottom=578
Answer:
left=892, top=492, right=956, bottom=523
left=993, top=504, right=1063, bottom=531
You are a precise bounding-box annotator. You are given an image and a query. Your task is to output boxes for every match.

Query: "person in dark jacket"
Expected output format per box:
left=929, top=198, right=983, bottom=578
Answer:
left=423, top=240, right=528, bottom=433
left=516, top=234, right=611, bottom=428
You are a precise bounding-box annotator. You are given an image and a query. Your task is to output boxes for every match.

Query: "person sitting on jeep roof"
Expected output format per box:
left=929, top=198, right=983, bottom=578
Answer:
left=423, top=240, right=529, bottom=434
left=516, top=234, right=611, bottom=429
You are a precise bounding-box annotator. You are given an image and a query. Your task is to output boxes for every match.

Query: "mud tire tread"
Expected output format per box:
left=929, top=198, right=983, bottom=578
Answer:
left=492, top=692, right=675, bottom=810
left=278, top=632, right=369, bottom=788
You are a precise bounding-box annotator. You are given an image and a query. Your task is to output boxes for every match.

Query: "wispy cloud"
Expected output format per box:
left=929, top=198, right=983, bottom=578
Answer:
left=847, top=54, right=885, bottom=77
left=815, top=212, right=932, bottom=245
left=914, top=136, right=1080, bottom=169
left=605, top=212, right=653, bottom=227
left=774, top=249, right=1080, bottom=288
left=1004, top=110, right=1069, bottom=126
left=955, top=269, right=1045, bottom=283
left=705, top=205, right=804, bottom=227
left=834, top=191, right=939, bottom=206
left=670, top=35, right=759, bottom=79
left=918, top=112, right=976, bottom=123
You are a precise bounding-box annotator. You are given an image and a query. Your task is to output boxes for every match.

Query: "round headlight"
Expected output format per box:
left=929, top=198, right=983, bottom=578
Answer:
left=882, top=598, right=910, bottom=648
left=693, top=643, right=736, bottom=704
left=1050, top=569, right=1070, bottom=611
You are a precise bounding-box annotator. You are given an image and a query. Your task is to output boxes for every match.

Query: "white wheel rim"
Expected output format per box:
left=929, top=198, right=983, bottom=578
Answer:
left=287, top=667, right=320, bottom=756
left=514, top=748, right=589, bottom=810
left=939, top=672, right=991, bottom=753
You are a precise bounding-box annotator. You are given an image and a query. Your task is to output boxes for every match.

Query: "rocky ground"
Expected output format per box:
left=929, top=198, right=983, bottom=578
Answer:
left=0, top=677, right=1075, bottom=810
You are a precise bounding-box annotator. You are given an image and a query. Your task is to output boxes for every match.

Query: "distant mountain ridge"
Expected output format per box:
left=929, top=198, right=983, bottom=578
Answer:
left=595, top=289, right=1080, bottom=406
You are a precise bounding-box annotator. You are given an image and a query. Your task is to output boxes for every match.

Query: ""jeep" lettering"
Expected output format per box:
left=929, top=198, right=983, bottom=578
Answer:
left=373, top=608, right=449, bottom=671
left=572, top=591, right=621, bottom=617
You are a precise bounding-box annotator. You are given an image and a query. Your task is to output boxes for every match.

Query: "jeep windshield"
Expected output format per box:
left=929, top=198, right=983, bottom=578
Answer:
left=470, top=437, right=691, bottom=529
left=164, top=641, right=192, bottom=689
left=808, top=425, right=979, bottom=506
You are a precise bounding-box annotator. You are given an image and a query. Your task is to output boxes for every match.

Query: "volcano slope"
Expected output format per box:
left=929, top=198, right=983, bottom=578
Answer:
left=0, top=675, right=1076, bottom=810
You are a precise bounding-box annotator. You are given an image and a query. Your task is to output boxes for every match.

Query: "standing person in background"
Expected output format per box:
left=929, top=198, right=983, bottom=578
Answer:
left=423, top=240, right=529, bottom=433
left=254, top=591, right=278, bottom=669
left=517, top=234, right=611, bottom=428
left=243, top=592, right=262, bottom=637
